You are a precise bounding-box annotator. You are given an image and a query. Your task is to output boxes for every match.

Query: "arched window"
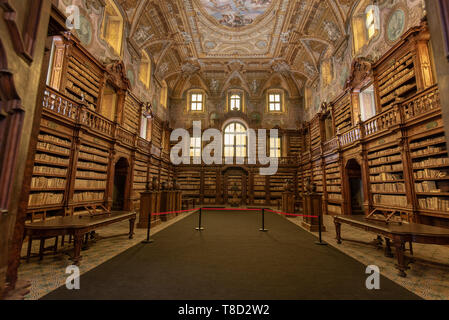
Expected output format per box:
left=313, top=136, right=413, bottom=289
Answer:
left=365, top=5, right=380, bottom=40
left=230, top=95, right=241, bottom=111
left=352, top=3, right=380, bottom=54
left=139, top=50, right=151, bottom=88
left=101, top=0, right=124, bottom=56
left=224, top=122, right=247, bottom=159
left=160, top=81, right=168, bottom=108
left=227, top=90, right=244, bottom=111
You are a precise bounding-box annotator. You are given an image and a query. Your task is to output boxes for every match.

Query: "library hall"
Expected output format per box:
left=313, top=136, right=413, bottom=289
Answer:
left=2, top=0, right=449, bottom=305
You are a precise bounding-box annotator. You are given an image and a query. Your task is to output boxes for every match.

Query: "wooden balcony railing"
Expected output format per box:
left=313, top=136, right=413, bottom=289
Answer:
left=43, top=87, right=78, bottom=121
left=403, top=85, right=440, bottom=121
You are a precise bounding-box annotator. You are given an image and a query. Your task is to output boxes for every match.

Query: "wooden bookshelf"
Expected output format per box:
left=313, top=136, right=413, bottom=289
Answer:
left=410, top=131, right=449, bottom=213
left=73, top=142, right=109, bottom=206
left=29, top=130, right=72, bottom=209
left=123, top=93, right=142, bottom=134
left=332, top=92, right=352, bottom=133
left=375, top=51, right=417, bottom=110
left=367, top=140, right=408, bottom=208
left=325, top=161, right=343, bottom=215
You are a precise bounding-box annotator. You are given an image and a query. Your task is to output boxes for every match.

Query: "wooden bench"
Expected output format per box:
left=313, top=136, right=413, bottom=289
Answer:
left=24, top=211, right=136, bottom=265
left=334, top=215, right=449, bottom=277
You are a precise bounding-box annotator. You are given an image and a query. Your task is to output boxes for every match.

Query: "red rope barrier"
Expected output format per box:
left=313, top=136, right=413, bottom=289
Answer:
left=202, top=208, right=261, bottom=211
left=151, top=208, right=201, bottom=216
left=265, top=209, right=318, bottom=218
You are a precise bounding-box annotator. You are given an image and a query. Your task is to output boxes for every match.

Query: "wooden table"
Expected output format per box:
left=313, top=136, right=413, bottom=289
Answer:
left=333, top=215, right=449, bottom=277
left=24, top=212, right=136, bottom=265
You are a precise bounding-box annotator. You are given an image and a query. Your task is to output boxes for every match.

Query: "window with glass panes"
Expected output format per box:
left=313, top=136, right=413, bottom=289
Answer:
left=190, top=137, right=201, bottom=157
left=230, top=94, right=241, bottom=111
left=224, top=123, right=247, bottom=159
left=190, top=93, right=203, bottom=111
left=270, top=137, right=281, bottom=158
left=269, top=93, right=282, bottom=111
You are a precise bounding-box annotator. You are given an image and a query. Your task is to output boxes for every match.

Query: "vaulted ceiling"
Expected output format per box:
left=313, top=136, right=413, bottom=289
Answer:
left=119, top=0, right=356, bottom=99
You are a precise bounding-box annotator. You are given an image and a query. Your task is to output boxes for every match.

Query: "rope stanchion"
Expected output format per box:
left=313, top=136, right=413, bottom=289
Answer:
left=259, top=208, right=268, bottom=232
left=141, top=210, right=155, bottom=244
left=195, top=207, right=204, bottom=231
left=315, top=210, right=327, bottom=246
left=142, top=207, right=199, bottom=244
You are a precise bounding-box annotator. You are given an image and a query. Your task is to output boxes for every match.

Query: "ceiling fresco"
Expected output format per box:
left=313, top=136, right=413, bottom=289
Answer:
left=119, top=0, right=356, bottom=98
left=198, top=0, right=274, bottom=28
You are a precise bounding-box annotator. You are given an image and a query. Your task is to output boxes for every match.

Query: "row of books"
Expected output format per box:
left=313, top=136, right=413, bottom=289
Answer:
left=370, top=172, right=402, bottom=182
left=411, top=145, right=446, bottom=157
left=327, top=179, right=341, bottom=184
left=370, top=164, right=403, bottom=173
left=410, top=137, right=446, bottom=149
left=418, top=197, right=449, bottom=211
left=77, top=161, right=107, bottom=171
left=31, top=177, right=66, bottom=189
left=73, top=191, right=104, bottom=203
left=80, top=145, right=109, bottom=157
left=371, top=183, right=405, bottom=193
left=28, top=193, right=63, bottom=206
left=327, top=186, right=341, bottom=192
left=37, top=142, right=70, bottom=155
left=328, top=194, right=342, bottom=201
left=76, top=171, right=107, bottom=179
left=327, top=204, right=342, bottom=214
left=35, top=153, right=70, bottom=166
left=373, top=194, right=407, bottom=207
left=38, top=134, right=71, bottom=147
left=413, top=157, right=449, bottom=169
left=79, top=151, right=108, bottom=163
left=369, top=155, right=402, bottom=166
left=74, top=179, right=107, bottom=189
left=414, top=169, right=448, bottom=179
left=368, top=148, right=400, bottom=160
left=33, top=166, right=67, bottom=176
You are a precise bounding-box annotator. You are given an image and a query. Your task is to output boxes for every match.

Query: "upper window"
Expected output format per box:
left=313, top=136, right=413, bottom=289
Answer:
left=366, top=5, right=380, bottom=40
left=101, top=0, right=124, bottom=56
left=139, top=50, right=151, bottom=88
left=190, top=92, right=204, bottom=111
left=359, top=85, right=376, bottom=121
left=270, top=137, right=281, bottom=158
left=230, top=95, right=241, bottom=111
left=268, top=92, right=283, bottom=112
left=140, top=115, right=148, bottom=140
left=227, top=91, right=244, bottom=112
left=160, top=81, right=168, bottom=108
left=190, top=137, right=201, bottom=158
left=352, top=4, right=380, bottom=54
left=224, top=122, right=247, bottom=159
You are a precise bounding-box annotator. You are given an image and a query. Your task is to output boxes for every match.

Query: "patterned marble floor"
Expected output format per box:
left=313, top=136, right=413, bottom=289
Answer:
left=286, top=215, right=449, bottom=300
left=18, top=211, right=449, bottom=300
left=19, top=212, right=195, bottom=300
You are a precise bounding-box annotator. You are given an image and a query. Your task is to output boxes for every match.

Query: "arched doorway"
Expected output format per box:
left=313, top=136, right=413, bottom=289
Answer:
left=112, top=157, right=130, bottom=211
left=223, top=167, right=248, bottom=206
left=345, top=159, right=364, bottom=215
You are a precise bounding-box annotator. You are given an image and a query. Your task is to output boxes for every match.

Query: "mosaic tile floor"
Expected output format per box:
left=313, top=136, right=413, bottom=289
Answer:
left=285, top=215, right=449, bottom=300
left=18, top=211, right=449, bottom=300
left=19, top=212, right=195, bottom=300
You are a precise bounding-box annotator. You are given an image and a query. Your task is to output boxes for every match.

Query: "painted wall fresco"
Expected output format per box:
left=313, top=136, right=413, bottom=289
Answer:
left=305, top=0, right=425, bottom=121
left=56, top=0, right=168, bottom=120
